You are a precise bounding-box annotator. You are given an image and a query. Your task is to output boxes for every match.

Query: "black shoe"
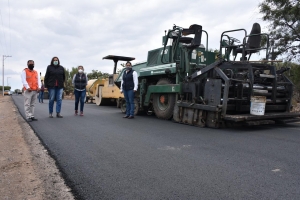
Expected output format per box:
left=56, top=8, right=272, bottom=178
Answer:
left=31, top=117, right=38, bottom=121
left=27, top=118, right=33, bottom=122
left=128, top=116, right=134, bottom=119
left=123, top=115, right=129, bottom=118
left=56, top=113, right=63, bottom=118
left=49, top=113, right=53, bottom=118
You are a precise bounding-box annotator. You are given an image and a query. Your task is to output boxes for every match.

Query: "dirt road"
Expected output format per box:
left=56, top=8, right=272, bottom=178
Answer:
left=0, top=95, right=74, bottom=200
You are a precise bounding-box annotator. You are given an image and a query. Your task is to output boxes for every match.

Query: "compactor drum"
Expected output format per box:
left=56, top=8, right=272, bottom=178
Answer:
left=115, top=23, right=300, bottom=128
left=86, top=55, right=134, bottom=106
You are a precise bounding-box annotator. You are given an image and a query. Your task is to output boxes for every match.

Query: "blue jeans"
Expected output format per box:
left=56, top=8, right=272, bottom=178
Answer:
left=74, top=89, right=86, bottom=112
left=39, top=91, right=44, bottom=103
left=48, top=88, right=63, bottom=114
left=123, top=89, right=135, bottom=116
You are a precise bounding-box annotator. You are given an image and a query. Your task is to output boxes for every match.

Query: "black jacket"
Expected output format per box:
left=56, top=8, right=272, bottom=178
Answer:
left=74, top=73, right=87, bottom=90
left=44, top=65, right=65, bottom=89
left=122, top=69, right=134, bottom=90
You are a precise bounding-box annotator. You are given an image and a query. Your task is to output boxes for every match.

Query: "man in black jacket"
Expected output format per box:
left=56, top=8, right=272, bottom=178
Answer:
left=44, top=56, right=65, bottom=118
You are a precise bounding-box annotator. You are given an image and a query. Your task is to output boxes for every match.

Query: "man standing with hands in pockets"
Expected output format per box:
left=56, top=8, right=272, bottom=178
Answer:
left=21, top=60, right=41, bottom=122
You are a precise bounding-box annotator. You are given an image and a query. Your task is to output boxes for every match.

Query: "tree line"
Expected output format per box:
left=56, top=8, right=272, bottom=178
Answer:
left=259, top=0, right=300, bottom=100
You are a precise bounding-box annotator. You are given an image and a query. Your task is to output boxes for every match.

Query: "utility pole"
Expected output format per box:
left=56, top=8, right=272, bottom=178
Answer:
left=7, top=77, right=11, bottom=86
left=2, top=55, right=12, bottom=96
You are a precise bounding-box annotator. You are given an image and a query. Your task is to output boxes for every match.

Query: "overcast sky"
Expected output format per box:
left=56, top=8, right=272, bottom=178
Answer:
left=0, top=0, right=267, bottom=91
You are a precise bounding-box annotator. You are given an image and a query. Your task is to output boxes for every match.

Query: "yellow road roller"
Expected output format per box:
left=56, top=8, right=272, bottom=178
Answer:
left=86, top=55, right=135, bottom=106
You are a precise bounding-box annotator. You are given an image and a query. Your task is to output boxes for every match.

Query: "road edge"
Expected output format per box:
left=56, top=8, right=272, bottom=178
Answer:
left=12, top=97, right=76, bottom=200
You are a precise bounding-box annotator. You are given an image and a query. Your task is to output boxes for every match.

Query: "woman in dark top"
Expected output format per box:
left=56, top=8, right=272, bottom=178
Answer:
left=120, top=61, right=138, bottom=119
left=44, top=56, right=65, bottom=118
left=72, top=66, right=88, bottom=116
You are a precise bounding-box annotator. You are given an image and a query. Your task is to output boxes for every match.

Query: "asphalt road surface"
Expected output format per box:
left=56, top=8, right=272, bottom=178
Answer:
left=12, top=95, right=300, bottom=200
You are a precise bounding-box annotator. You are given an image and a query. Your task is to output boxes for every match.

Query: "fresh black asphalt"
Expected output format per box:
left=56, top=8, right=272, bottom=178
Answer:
left=12, top=95, right=300, bottom=200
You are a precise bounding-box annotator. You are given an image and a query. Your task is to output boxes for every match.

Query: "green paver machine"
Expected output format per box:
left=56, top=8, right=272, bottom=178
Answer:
left=115, top=23, right=300, bottom=128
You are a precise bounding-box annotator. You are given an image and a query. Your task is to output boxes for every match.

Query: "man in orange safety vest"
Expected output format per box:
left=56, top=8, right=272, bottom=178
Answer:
left=21, top=60, right=41, bottom=122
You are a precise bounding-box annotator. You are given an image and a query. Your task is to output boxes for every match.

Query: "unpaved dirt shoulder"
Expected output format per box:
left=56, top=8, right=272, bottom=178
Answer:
left=0, top=96, right=74, bottom=200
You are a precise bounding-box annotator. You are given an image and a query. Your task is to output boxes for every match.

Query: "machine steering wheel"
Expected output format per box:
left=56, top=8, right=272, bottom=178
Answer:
left=229, top=37, right=241, bottom=43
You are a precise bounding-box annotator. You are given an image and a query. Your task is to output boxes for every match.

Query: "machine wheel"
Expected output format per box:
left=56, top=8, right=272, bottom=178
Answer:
left=120, top=98, right=140, bottom=115
left=120, top=98, right=126, bottom=113
left=95, top=86, right=103, bottom=106
left=153, top=78, right=176, bottom=120
left=134, top=99, right=140, bottom=115
left=116, top=98, right=121, bottom=108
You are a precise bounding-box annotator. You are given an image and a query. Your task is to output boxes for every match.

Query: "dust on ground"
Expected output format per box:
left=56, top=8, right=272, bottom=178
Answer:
left=0, top=95, right=74, bottom=200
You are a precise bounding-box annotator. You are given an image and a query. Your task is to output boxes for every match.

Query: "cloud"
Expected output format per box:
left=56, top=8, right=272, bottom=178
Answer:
left=0, top=0, right=266, bottom=90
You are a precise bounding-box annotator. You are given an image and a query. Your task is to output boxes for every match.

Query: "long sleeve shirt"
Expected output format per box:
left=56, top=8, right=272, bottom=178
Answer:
left=21, top=70, right=41, bottom=89
left=120, top=70, right=138, bottom=92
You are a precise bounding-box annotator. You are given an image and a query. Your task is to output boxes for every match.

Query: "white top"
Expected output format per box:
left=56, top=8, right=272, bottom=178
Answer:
left=21, top=69, right=41, bottom=90
left=72, top=73, right=88, bottom=91
left=120, top=70, right=138, bottom=92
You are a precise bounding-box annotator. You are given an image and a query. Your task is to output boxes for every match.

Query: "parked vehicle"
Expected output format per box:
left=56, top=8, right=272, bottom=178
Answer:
left=4, top=90, right=11, bottom=96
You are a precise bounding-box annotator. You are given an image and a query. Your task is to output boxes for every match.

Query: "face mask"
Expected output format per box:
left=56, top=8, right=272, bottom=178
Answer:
left=78, top=69, right=83, bottom=73
left=53, top=61, right=58, bottom=65
left=28, top=64, right=34, bottom=70
left=126, top=65, right=131, bottom=69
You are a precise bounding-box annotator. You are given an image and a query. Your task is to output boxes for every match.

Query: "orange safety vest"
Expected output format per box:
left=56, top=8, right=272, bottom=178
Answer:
left=23, top=68, right=38, bottom=91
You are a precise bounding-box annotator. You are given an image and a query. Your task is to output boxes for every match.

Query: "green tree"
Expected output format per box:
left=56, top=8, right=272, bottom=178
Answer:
left=87, top=70, right=109, bottom=80
left=117, top=63, right=126, bottom=74
left=272, top=61, right=300, bottom=101
left=64, top=67, right=79, bottom=95
left=259, top=0, right=300, bottom=62
left=287, top=62, right=300, bottom=91
left=0, top=86, right=11, bottom=91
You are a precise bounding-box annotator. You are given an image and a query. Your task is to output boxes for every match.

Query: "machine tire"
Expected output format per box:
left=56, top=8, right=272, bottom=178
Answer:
left=153, top=78, right=176, bottom=120
left=120, top=98, right=140, bottom=115
left=120, top=98, right=126, bottom=113
left=95, top=86, right=103, bottom=106
left=134, top=98, right=140, bottom=115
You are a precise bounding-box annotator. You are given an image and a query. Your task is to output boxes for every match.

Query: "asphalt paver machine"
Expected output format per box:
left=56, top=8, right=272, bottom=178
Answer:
left=115, top=23, right=300, bottom=128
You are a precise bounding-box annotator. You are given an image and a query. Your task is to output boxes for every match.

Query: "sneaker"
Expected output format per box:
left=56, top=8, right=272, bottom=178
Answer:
left=56, top=113, right=63, bottom=118
left=80, top=112, right=84, bottom=116
left=27, top=118, right=33, bottom=122
left=123, top=115, right=129, bottom=118
left=75, top=110, right=78, bottom=116
left=31, top=117, right=38, bottom=121
left=128, top=116, right=134, bottom=119
left=49, top=113, right=53, bottom=118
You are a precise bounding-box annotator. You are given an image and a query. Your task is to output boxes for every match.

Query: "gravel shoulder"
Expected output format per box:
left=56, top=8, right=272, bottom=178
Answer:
left=0, top=95, right=74, bottom=200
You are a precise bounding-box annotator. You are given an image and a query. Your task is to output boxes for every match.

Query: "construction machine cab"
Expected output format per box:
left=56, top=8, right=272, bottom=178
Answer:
left=220, top=23, right=269, bottom=61
left=102, top=55, right=135, bottom=75
left=161, top=24, right=204, bottom=65
left=180, top=24, right=202, bottom=48
left=233, top=23, right=262, bottom=61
